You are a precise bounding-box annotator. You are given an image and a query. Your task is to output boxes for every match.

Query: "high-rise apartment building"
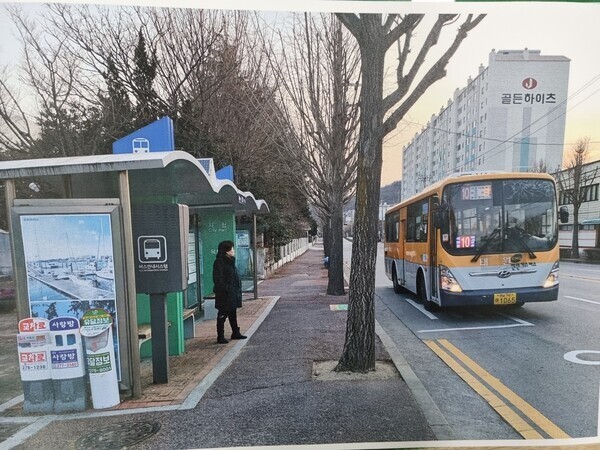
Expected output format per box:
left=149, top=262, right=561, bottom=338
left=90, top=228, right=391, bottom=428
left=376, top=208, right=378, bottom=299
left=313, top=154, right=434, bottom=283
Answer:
left=401, top=49, right=570, bottom=198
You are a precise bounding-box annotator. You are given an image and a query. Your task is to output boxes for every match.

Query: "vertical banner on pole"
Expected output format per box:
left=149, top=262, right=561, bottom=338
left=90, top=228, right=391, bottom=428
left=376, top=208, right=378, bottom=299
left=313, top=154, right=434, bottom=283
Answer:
left=80, top=309, right=120, bottom=409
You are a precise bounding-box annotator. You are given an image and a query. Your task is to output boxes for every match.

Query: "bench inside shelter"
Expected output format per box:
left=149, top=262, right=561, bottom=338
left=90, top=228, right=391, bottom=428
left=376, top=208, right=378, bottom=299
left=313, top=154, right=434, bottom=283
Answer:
left=138, top=307, right=196, bottom=350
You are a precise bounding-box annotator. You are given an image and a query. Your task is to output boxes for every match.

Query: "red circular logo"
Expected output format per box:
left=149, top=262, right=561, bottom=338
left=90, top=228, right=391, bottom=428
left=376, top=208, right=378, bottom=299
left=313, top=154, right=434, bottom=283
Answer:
left=522, top=78, right=537, bottom=89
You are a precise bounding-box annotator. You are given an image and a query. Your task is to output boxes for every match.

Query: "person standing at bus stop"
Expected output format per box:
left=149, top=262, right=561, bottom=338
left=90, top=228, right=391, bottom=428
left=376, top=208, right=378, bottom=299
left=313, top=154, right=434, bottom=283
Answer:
left=213, top=240, right=246, bottom=344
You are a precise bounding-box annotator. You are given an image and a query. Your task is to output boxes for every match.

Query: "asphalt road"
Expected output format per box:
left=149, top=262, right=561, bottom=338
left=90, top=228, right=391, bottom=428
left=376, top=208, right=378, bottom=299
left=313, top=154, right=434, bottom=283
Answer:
left=344, top=239, right=600, bottom=440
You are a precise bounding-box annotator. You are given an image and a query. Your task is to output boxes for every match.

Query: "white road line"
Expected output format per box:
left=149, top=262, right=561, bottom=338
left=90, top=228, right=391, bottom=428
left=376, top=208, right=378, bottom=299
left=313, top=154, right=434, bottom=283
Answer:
left=404, top=298, right=439, bottom=320
left=0, top=394, right=24, bottom=413
left=497, top=313, right=535, bottom=326
left=565, top=295, right=600, bottom=306
left=418, top=322, right=534, bottom=333
left=0, top=416, right=55, bottom=450
left=562, top=275, right=600, bottom=283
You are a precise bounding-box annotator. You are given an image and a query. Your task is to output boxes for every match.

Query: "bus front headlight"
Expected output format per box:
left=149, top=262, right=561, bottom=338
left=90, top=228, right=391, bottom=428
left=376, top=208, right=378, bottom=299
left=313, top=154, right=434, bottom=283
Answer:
left=440, top=265, right=463, bottom=293
left=543, top=261, right=559, bottom=288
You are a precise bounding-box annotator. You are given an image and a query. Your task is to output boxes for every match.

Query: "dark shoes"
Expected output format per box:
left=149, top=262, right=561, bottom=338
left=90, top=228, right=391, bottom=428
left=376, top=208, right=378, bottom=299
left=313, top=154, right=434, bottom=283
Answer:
left=231, top=328, right=247, bottom=340
left=217, top=328, right=246, bottom=343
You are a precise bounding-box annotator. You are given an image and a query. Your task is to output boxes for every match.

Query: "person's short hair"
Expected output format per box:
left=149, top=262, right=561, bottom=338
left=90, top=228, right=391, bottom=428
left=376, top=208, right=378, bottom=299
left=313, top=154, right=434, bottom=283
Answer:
left=217, top=240, right=235, bottom=256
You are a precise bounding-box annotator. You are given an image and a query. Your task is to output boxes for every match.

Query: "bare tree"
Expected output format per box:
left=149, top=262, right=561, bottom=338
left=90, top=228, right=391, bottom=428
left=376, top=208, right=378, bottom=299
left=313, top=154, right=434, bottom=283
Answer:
left=0, top=5, right=314, bottom=245
left=257, top=13, right=360, bottom=295
left=334, top=13, right=485, bottom=372
left=0, top=5, right=90, bottom=158
left=556, top=138, right=599, bottom=259
left=532, top=159, right=549, bottom=173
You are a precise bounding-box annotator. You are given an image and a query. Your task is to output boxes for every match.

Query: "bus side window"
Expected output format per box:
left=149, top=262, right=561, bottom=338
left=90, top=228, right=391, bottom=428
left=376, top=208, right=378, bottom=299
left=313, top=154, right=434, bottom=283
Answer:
left=419, top=201, right=429, bottom=242
left=406, top=216, right=416, bottom=242
left=407, top=200, right=428, bottom=242
left=385, top=212, right=400, bottom=243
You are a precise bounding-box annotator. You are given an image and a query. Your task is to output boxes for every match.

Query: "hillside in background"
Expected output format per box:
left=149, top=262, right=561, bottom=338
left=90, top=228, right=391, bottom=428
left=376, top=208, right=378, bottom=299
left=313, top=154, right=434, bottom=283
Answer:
left=344, top=180, right=402, bottom=211
left=380, top=180, right=402, bottom=206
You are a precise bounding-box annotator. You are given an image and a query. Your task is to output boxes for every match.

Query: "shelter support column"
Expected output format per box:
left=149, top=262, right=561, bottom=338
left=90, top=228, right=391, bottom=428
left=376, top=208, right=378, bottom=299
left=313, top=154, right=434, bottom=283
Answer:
left=4, top=179, right=27, bottom=320
left=150, top=293, right=169, bottom=384
left=119, top=171, right=141, bottom=398
left=253, top=213, right=258, bottom=300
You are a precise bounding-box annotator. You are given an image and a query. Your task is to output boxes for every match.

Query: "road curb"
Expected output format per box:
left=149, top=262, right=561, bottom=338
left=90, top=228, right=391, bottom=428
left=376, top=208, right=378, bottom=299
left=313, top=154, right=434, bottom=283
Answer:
left=375, top=320, right=454, bottom=440
left=343, top=257, right=451, bottom=439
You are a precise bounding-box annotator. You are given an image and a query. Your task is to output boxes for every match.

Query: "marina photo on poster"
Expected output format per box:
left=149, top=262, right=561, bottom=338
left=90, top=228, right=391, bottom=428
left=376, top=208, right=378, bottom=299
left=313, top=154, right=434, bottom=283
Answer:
left=19, top=213, right=120, bottom=377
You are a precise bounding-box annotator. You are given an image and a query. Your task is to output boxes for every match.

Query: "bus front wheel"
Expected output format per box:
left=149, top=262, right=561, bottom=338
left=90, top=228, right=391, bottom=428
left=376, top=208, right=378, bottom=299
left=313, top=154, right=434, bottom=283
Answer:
left=418, top=273, right=438, bottom=312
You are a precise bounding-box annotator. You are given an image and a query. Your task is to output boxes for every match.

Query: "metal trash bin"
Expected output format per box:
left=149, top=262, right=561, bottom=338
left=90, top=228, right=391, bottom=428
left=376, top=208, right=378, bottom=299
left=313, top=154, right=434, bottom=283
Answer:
left=17, top=318, right=54, bottom=413
left=49, top=316, right=86, bottom=412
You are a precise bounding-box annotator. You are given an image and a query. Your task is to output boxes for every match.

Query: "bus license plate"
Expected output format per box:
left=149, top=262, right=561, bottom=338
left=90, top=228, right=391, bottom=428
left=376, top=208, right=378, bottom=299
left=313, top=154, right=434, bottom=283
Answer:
left=494, top=293, right=517, bottom=305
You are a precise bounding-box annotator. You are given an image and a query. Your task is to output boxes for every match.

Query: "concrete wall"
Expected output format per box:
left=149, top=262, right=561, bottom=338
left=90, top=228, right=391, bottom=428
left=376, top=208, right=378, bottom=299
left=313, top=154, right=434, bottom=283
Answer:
left=264, top=237, right=311, bottom=277
left=0, top=230, right=13, bottom=277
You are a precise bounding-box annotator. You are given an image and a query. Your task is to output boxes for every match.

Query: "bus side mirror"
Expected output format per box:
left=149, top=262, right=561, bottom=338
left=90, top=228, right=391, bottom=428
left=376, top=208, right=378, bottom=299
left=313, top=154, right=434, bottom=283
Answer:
left=559, top=206, right=569, bottom=224
left=433, top=203, right=449, bottom=230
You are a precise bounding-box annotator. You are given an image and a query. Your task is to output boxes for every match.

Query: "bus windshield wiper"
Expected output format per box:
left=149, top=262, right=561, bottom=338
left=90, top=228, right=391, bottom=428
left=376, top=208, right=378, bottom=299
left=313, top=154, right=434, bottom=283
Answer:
left=505, top=231, right=537, bottom=259
left=471, top=228, right=501, bottom=262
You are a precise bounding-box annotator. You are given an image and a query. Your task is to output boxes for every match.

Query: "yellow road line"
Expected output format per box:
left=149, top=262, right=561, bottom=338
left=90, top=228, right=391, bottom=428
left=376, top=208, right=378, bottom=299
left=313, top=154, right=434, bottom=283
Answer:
left=437, top=339, right=570, bottom=440
left=424, top=340, right=543, bottom=439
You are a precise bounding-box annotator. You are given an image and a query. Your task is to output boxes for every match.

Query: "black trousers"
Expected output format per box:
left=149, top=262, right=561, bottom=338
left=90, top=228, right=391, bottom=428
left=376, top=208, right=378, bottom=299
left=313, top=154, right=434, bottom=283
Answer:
left=216, top=309, right=239, bottom=336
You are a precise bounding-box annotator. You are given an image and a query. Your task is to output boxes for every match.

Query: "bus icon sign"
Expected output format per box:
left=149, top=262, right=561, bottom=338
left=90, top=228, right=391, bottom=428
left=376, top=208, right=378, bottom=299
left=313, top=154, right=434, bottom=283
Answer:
left=138, top=236, right=167, bottom=263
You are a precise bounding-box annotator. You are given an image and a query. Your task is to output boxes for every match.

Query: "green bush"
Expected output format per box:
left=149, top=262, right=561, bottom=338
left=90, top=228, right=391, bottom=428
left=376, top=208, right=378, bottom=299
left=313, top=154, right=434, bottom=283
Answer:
left=583, top=248, right=600, bottom=262
left=560, top=248, right=572, bottom=259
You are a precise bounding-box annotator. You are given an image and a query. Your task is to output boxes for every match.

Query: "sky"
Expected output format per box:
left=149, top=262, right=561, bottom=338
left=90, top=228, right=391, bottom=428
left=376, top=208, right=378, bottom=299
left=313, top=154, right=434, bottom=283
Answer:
left=20, top=214, right=114, bottom=261
left=1, top=1, right=599, bottom=187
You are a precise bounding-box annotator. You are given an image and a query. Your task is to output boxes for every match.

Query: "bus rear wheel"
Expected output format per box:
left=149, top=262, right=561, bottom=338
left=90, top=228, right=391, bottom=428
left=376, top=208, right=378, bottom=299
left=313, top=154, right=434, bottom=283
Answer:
left=392, top=268, right=402, bottom=294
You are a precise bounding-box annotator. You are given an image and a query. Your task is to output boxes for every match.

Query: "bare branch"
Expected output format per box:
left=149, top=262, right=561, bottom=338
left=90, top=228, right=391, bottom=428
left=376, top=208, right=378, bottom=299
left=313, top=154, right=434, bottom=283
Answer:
left=382, top=14, right=485, bottom=136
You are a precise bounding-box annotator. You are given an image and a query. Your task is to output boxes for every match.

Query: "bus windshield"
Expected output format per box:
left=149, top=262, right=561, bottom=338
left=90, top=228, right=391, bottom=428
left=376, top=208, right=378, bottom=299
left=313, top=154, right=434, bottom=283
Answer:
left=441, top=178, right=558, bottom=256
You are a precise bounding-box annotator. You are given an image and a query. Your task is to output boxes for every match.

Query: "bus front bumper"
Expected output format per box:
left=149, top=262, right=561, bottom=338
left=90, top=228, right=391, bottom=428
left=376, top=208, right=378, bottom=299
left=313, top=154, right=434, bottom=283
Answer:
left=439, top=285, right=559, bottom=307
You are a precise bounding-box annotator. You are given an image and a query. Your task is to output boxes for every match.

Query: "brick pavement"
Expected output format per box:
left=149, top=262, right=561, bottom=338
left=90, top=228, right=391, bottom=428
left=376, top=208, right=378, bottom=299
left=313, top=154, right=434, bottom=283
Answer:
left=0, top=295, right=274, bottom=415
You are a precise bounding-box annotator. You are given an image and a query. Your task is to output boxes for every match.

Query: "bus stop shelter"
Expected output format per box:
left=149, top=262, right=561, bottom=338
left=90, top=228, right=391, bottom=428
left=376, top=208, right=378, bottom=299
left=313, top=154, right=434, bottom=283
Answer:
left=0, top=151, right=268, bottom=398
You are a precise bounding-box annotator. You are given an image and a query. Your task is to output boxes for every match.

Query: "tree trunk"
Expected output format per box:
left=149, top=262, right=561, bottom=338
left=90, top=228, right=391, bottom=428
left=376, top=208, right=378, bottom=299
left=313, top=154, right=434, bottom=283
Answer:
left=327, top=193, right=346, bottom=295
left=323, top=218, right=332, bottom=258
left=336, top=23, right=384, bottom=372
left=572, top=208, right=580, bottom=259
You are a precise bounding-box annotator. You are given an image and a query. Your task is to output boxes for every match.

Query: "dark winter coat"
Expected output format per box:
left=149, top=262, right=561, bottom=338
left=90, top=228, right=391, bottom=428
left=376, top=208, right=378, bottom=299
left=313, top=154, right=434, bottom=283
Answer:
left=212, top=254, right=242, bottom=312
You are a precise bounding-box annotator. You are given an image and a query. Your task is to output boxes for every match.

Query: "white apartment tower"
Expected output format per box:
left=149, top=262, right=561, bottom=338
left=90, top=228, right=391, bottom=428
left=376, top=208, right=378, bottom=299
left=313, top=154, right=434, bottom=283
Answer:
left=401, top=49, right=570, bottom=198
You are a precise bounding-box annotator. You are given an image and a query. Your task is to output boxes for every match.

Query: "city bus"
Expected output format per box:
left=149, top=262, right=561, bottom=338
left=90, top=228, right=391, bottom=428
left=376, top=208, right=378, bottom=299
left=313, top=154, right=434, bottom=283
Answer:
left=384, top=172, right=569, bottom=310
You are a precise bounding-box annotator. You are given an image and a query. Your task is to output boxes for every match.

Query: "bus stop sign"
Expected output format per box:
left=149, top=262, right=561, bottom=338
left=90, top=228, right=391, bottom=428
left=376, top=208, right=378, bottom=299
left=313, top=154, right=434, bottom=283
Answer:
left=131, top=204, right=189, bottom=294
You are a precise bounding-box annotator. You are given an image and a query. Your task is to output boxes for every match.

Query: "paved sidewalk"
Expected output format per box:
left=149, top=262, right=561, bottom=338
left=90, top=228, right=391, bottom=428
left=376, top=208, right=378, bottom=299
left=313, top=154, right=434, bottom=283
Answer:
left=1, top=246, right=437, bottom=448
left=1, top=245, right=598, bottom=449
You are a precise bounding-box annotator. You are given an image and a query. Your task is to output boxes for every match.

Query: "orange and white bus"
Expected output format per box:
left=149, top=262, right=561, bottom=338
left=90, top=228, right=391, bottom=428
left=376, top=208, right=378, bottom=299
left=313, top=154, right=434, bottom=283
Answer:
left=384, top=172, right=569, bottom=310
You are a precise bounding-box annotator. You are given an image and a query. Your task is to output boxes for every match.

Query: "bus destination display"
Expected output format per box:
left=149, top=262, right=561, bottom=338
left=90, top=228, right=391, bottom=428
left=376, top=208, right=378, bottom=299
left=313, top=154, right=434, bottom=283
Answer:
left=462, top=184, right=492, bottom=201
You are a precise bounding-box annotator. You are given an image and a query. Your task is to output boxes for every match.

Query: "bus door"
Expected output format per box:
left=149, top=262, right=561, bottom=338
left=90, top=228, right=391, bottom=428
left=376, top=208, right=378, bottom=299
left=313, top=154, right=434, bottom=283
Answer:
left=429, top=196, right=438, bottom=300
left=399, top=209, right=407, bottom=286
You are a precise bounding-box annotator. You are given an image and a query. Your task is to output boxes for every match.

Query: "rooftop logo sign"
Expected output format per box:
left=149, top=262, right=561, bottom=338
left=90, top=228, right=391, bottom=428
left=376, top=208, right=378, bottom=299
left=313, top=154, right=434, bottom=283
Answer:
left=522, top=78, right=537, bottom=90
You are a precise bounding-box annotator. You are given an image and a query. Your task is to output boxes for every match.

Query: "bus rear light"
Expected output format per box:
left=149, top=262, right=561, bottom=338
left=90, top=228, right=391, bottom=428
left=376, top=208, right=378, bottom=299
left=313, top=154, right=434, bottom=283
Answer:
left=440, top=265, right=463, bottom=293
left=543, top=261, right=559, bottom=288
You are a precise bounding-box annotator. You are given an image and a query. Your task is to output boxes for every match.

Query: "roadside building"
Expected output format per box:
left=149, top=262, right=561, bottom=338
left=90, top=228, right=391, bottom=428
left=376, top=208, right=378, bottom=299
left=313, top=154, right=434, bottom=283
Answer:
left=402, top=49, right=570, bottom=198
left=555, top=159, right=600, bottom=253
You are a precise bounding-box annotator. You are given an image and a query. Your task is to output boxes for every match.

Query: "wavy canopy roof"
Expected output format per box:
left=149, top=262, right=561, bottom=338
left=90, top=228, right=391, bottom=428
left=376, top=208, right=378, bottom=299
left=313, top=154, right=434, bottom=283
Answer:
left=0, top=151, right=268, bottom=215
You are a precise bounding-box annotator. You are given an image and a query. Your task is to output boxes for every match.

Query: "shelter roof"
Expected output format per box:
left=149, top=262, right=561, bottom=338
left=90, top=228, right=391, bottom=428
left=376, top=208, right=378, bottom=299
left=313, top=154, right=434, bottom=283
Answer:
left=0, top=151, right=268, bottom=215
